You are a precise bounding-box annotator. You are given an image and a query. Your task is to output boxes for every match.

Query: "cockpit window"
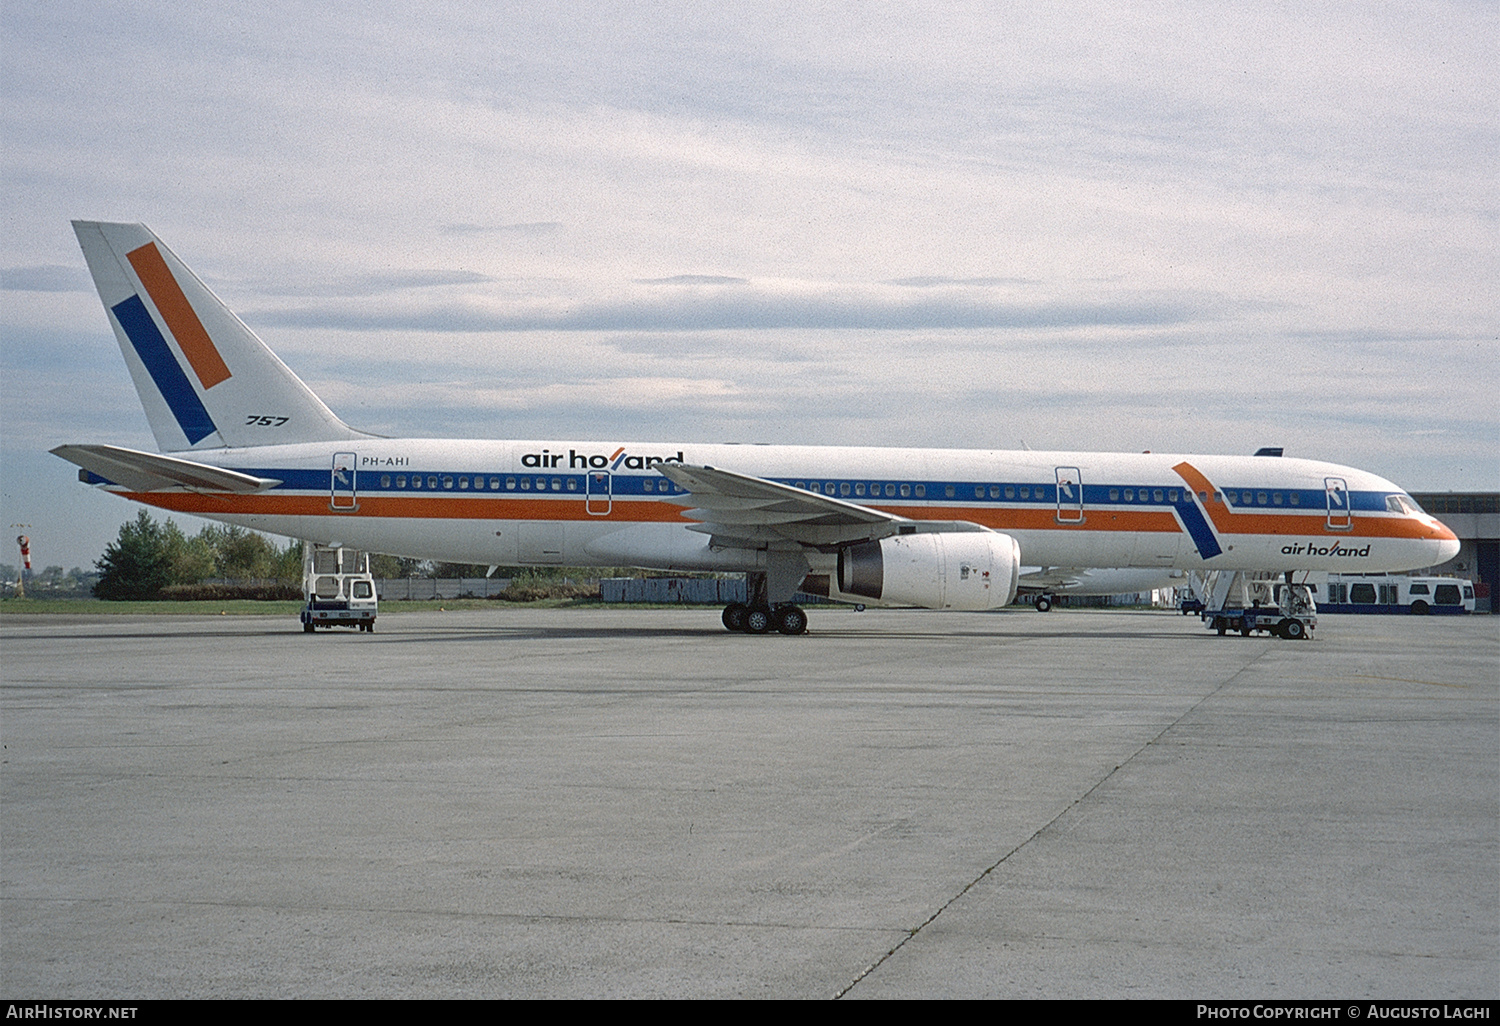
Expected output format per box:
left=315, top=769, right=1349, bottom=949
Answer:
left=1386, top=494, right=1423, bottom=515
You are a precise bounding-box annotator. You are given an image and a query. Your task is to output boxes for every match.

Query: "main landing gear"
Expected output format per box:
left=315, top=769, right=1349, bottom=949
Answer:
left=721, top=569, right=809, bottom=635
left=721, top=602, right=808, bottom=635
left=1033, top=594, right=1054, bottom=612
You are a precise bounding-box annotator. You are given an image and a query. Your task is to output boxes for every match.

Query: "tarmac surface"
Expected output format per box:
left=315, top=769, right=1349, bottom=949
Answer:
left=1, top=606, right=1496, bottom=999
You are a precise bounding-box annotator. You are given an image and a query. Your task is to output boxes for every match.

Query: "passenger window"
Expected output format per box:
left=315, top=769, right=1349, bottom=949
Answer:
left=443, top=476, right=453, bottom=489
left=946, top=485, right=956, bottom=498
left=1272, top=492, right=1282, bottom=505
left=520, top=478, right=530, bottom=490
left=506, top=477, right=516, bottom=490
left=1168, top=489, right=1179, bottom=502
left=411, top=476, right=422, bottom=489
left=1257, top=491, right=1267, bottom=504
left=396, top=475, right=406, bottom=488
left=855, top=483, right=866, bottom=496
left=1004, top=486, right=1015, bottom=499
left=1289, top=493, right=1299, bottom=505
left=841, top=483, right=851, bottom=496
left=381, top=474, right=391, bottom=488
left=900, top=484, right=911, bottom=497
left=458, top=477, right=468, bottom=489
left=885, top=484, right=896, bottom=497
left=643, top=479, right=654, bottom=492
left=1019, top=487, right=1029, bottom=499
left=490, top=477, right=500, bottom=490
left=552, top=478, right=562, bottom=491
left=428, top=476, right=438, bottom=489
left=566, top=478, right=577, bottom=491
left=914, top=484, right=925, bottom=497
left=1153, top=489, right=1163, bottom=502
left=1109, top=489, right=1119, bottom=501
left=795, top=482, right=806, bottom=490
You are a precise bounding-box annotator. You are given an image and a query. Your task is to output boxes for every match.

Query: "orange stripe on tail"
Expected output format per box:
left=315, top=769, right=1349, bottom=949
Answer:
left=127, top=242, right=232, bottom=389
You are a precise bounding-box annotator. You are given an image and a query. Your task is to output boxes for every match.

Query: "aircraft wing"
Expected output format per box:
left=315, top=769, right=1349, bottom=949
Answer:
left=655, top=463, right=987, bottom=547
left=1017, top=567, right=1090, bottom=591
left=1017, top=565, right=1182, bottom=596
left=51, top=444, right=282, bottom=494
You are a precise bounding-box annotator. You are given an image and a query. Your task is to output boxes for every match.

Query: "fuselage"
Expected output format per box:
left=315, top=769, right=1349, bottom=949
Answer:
left=90, top=438, right=1460, bottom=575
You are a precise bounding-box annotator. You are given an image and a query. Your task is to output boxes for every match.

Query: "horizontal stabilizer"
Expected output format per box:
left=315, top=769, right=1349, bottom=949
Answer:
left=51, top=444, right=281, bottom=493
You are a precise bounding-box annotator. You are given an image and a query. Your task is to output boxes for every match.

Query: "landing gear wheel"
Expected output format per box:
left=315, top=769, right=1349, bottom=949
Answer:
left=1282, top=619, right=1305, bottom=640
left=1034, top=595, right=1053, bottom=612
left=774, top=605, right=808, bottom=635
left=722, top=603, right=749, bottom=632
left=745, top=605, right=773, bottom=634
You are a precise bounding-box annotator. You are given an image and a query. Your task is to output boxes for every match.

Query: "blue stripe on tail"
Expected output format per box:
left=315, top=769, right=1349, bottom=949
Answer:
left=111, top=294, right=217, bottom=445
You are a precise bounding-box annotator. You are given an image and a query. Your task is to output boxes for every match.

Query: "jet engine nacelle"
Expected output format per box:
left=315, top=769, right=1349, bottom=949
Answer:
left=838, top=531, right=1020, bottom=611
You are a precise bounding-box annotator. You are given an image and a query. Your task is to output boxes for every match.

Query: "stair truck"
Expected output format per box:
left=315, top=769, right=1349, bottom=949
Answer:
left=1191, top=571, right=1317, bottom=640
left=300, top=543, right=378, bottom=632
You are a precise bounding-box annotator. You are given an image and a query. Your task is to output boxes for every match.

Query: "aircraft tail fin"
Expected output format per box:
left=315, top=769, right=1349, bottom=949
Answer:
left=71, top=221, right=361, bottom=451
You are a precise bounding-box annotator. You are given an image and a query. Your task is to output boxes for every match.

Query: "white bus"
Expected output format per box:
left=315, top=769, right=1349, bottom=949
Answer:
left=1318, top=574, right=1475, bottom=615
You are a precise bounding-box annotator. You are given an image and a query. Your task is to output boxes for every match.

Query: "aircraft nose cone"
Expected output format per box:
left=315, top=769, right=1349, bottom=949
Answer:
left=1432, top=521, right=1460, bottom=563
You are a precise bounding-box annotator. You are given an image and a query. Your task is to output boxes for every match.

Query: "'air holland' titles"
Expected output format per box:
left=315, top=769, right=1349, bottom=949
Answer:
left=521, top=448, right=685, bottom=470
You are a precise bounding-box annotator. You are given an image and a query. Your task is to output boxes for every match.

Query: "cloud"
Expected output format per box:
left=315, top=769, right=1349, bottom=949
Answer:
left=254, top=269, right=496, bottom=298
left=882, top=276, right=1026, bottom=288
left=634, top=275, right=749, bottom=285
left=249, top=286, right=1218, bottom=333
left=439, top=222, right=564, bottom=236
left=1, top=265, right=92, bottom=292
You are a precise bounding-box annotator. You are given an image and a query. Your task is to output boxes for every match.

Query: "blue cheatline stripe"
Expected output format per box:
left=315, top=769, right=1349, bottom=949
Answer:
left=112, top=294, right=217, bottom=445
left=1175, top=499, right=1223, bottom=559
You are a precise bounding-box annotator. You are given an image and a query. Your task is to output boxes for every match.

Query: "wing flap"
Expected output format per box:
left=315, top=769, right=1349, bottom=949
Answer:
left=657, top=463, right=991, bottom=549
left=51, top=443, right=281, bottom=493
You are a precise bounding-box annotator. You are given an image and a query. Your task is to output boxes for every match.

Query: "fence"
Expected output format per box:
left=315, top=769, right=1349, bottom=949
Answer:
left=375, top=577, right=515, bottom=600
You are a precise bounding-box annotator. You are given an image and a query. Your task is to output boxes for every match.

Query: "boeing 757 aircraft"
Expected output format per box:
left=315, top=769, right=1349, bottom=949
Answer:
left=53, top=222, right=1459, bottom=633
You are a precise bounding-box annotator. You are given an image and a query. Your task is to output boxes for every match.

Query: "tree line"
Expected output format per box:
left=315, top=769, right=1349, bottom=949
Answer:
left=88, top=511, right=609, bottom=600
left=93, top=510, right=305, bottom=600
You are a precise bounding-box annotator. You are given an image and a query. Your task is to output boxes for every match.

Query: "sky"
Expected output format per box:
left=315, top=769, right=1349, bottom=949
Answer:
left=2, top=1, right=1496, bottom=570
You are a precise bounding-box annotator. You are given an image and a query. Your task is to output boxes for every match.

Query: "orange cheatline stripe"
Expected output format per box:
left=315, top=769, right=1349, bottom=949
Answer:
left=119, top=488, right=1441, bottom=540
left=123, top=493, right=695, bottom=522
left=126, top=242, right=232, bottom=389
left=123, top=493, right=1181, bottom=533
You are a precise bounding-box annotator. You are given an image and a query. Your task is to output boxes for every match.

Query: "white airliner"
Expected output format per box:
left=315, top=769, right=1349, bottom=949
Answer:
left=54, top=222, right=1459, bottom=634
